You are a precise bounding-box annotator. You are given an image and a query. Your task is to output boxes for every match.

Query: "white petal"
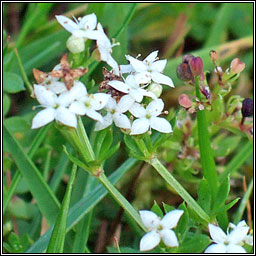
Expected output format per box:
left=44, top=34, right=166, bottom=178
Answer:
left=236, top=220, right=247, bottom=229
left=147, top=99, right=164, bottom=116
left=34, top=84, right=57, bottom=107
left=55, top=106, right=77, bottom=128
left=139, top=210, right=160, bottom=229
left=245, top=235, right=253, bottom=246
left=204, top=243, right=227, bottom=253
left=105, top=97, right=117, bottom=110
left=126, top=55, right=147, bottom=72
left=106, top=55, right=119, bottom=76
left=208, top=224, right=227, bottom=244
left=119, top=64, right=134, bottom=74
left=98, top=45, right=110, bottom=61
left=56, top=15, right=78, bottom=33
left=130, top=88, right=143, bottom=103
left=108, top=80, right=130, bottom=93
left=79, top=13, right=97, bottom=30
left=160, top=210, right=184, bottom=229
left=143, top=50, right=158, bottom=64
left=73, top=30, right=106, bottom=40
left=134, top=72, right=152, bottom=84
left=130, top=118, right=150, bottom=135
left=69, top=101, right=86, bottom=115
left=150, top=117, right=172, bottom=133
left=151, top=71, right=174, bottom=87
left=91, top=93, right=111, bottom=110
left=117, top=95, right=135, bottom=113
left=31, top=108, right=55, bottom=129
left=113, top=113, right=131, bottom=129
left=140, top=88, right=157, bottom=99
left=49, top=81, right=67, bottom=94
left=228, top=226, right=249, bottom=245
left=94, top=113, right=113, bottom=131
left=129, top=103, right=146, bottom=118
left=226, top=244, right=247, bottom=253
left=84, top=109, right=103, bottom=123
left=151, top=59, right=167, bottom=73
left=159, top=229, right=179, bottom=247
left=140, top=231, right=161, bottom=251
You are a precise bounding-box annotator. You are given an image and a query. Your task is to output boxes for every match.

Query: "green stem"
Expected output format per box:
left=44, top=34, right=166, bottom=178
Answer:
left=98, top=172, right=146, bottom=231
left=194, top=77, right=218, bottom=200
left=150, top=158, right=210, bottom=223
left=14, top=48, right=33, bottom=94
left=134, top=137, right=149, bottom=157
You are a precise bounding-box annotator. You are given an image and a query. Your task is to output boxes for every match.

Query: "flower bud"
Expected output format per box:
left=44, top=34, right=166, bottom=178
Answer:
left=241, top=98, right=253, bottom=117
left=209, top=50, right=218, bottom=62
left=176, top=63, right=193, bottom=81
left=182, top=54, right=194, bottom=64
left=189, top=57, right=204, bottom=76
left=230, top=58, right=245, bottom=74
left=66, top=35, right=85, bottom=54
left=178, top=94, right=192, bottom=108
left=148, top=83, right=163, bottom=98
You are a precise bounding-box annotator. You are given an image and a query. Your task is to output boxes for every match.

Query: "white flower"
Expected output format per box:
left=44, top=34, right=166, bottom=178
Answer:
left=139, top=209, right=184, bottom=251
left=56, top=13, right=104, bottom=40
left=129, top=99, right=173, bottom=135
left=121, top=51, right=174, bottom=87
left=32, top=82, right=84, bottom=129
left=108, top=75, right=156, bottom=111
left=205, top=221, right=251, bottom=253
left=69, top=81, right=110, bottom=123
left=96, top=23, right=119, bottom=75
left=94, top=97, right=131, bottom=131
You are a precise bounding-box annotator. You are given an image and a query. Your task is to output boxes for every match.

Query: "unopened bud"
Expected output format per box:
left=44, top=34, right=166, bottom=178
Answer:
left=189, top=57, right=204, bottom=76
left=178, top=94, right=192, bottom=108
left=148, top=83, right=163, bottom=98
left=230, top=58, right=245, bottom=74
left=182, top=54, right=194, bottom=64
left=210, top=50, right=218, bottom=62
left=176, top=63, right=193, bottom=81
left=241, top=98, right=253, bottom=117
left=66, top=35, right=85, bottom=54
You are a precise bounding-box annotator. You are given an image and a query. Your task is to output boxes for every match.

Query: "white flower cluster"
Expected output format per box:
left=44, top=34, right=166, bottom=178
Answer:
left=205, top=220, right=253, bottom=253
left=32, top=13, right=174, bottom=136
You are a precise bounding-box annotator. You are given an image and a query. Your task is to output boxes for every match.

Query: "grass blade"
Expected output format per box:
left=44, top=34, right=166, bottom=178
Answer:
left=47, top=164, right=77, bottom=253
left=3, top=123, right=60, bottom=225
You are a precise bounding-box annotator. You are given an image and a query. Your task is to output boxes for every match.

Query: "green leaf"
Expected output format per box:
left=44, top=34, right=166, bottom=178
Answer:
left=215, top=198, right=240, bottom=214
left=47, top=165, right=77, bottom=253
left=197, top=179, right=212, bottom=215
left=99, top=142, right=120, bottom=162
left=3, top=123, right=60, bottom=225
left=162, top=202, right=175, bottom=214
left=3, top=93, right=11, bottom=116
left=176, top=202, right=189, bottom=237
left=178, top=232, right=211, bottom=253
left=26, top=158, right=139, bottom=253
left=212, top=175, right=230, bottom=214
left=124, top=134, right=144, bottom=158
left=151, top=201, right=163, bottom=217
left=3, top=72, right=25, bottom=93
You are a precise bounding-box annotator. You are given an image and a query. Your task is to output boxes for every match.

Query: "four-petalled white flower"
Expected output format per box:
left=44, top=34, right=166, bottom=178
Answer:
left=139, top=209, right=184, bottom=251
left=56, top=13, right=104, bottom=40
left=205, top=221, right=251, bottom=253
left=120, top=51, right=174, bottom=87
left=108, top=74, right=156, bottom=111
left=94, top=97, right=131, bottom=131
left=69, top=81, right=110, bottom=123
left=32, top=82, right=84, bottom=129
left=129, top=99, right=173, bottom=135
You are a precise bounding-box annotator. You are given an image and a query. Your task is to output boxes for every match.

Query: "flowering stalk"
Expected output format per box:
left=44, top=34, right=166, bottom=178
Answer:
left=194, top=76, right=219, bottom=201
left=64, top=118, right=146, bottom=232
left=149, top=157, right=210, bottom=223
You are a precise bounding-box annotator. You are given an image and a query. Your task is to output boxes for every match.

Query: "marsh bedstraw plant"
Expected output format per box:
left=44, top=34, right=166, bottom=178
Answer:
left=27, top=12, right=253, bottom=253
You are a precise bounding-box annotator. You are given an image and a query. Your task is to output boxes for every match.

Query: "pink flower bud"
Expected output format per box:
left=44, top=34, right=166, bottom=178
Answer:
left=189, top=57, right=204, bottom=76
left=176, top=63, right=193, bottom=81
left=178, top=94, right=192, bottom=108
left=230, top=58, right=245, bottom=74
